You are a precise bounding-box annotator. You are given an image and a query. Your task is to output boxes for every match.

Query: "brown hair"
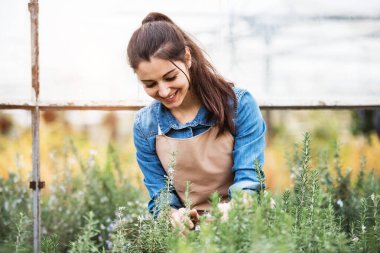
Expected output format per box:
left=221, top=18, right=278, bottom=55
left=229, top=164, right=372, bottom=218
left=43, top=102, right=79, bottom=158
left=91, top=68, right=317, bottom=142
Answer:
left=127, top=12, right=237, bottom=136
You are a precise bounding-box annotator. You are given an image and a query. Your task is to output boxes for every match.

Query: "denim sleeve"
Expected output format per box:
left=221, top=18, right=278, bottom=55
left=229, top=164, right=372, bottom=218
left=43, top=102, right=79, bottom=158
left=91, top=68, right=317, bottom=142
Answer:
left=228, top=91, right=266, bottom=198
left=133, top=114, right=183, bottom=215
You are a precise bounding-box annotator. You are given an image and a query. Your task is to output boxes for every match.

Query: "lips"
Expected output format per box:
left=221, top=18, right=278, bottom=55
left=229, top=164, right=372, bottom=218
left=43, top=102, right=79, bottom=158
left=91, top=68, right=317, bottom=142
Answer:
left=163, top=90, right=178, bottom=103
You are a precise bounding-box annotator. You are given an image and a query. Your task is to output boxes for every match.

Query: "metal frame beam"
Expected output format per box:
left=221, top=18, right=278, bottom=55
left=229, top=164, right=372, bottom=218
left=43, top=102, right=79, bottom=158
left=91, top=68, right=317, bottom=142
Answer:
left=1, top=99, right=379, bottom=111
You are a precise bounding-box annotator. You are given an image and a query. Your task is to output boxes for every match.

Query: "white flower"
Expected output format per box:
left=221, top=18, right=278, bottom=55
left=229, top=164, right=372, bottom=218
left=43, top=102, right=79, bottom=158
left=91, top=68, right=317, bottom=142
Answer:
left=106, top=240, right=112, bottom=250
left=107, top=222, right=116, bottom=231
left=68, top=157, right=76, bottom=166
left=49, top=151, right=56, bottom=160
left=168, top=166, right=174, bottom=175
left=137, top=215, right=144, bottom=222
left=337, top=199, right=343, bottom=208
left=370, top=193, right=375, bottom=202
left=89, top=149, right=98, bottom=156
left=13, top=175, right=19, bottom=183
left=167, top=166, right=175, bottom=184
left=48, top=195, right=57, bottom=205
left=362, top=225, right=366, bottom=233
left=15, top=154, right=22, bottom=168
left=270, top=198, right=276, bottom=209
left=352, top=237, right=359, bottom=242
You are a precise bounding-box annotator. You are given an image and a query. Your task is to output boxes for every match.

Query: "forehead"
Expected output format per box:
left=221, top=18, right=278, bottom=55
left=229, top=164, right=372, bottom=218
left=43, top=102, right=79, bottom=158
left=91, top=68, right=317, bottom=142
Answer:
left=135, top=57, right=175, bottom=80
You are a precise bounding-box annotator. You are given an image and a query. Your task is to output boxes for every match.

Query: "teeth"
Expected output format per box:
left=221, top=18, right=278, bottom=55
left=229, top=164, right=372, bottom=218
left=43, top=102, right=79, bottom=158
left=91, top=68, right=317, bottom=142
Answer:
left=168, top=92, right=176, bottom=99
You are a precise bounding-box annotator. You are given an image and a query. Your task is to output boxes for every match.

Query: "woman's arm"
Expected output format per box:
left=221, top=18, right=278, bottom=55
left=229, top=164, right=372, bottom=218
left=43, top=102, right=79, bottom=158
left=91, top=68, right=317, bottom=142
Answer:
left=229, top=90, right=267, bottom=198
left=133, top=113, right=183, bottom=216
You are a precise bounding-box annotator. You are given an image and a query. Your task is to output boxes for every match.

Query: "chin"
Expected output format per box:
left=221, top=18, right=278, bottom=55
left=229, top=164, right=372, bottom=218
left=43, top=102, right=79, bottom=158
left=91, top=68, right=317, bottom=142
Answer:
left=162, top=101, right=180, bottom=109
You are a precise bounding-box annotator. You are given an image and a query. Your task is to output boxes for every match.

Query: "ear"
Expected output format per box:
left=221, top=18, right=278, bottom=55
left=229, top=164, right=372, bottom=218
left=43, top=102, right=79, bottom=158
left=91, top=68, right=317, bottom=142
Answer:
left=185, top=46, right=192, bottom=68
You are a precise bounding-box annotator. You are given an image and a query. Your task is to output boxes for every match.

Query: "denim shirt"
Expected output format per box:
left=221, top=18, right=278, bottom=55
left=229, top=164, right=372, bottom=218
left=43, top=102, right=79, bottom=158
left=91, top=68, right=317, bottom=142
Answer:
left=133, top=87, right=266, bottom=214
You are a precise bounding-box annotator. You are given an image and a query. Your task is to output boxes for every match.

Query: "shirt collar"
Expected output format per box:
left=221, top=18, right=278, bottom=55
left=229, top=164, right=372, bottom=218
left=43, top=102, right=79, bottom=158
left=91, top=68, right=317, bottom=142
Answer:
left=157, top=102, right=215, bottom=134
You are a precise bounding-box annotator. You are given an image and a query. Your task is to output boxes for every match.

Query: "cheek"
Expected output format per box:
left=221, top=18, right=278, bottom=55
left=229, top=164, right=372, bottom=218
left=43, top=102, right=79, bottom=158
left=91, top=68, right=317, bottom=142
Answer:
left=177, top=76, right=190, bottom=89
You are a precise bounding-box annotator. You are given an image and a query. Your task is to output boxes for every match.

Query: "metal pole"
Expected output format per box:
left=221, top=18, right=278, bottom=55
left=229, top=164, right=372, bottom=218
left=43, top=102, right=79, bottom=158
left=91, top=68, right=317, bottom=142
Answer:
left=29, top=0, right=40, bottom=100
left=28, top=0, right=41, bottom=252
left=31, top=108, right=41, bottom=253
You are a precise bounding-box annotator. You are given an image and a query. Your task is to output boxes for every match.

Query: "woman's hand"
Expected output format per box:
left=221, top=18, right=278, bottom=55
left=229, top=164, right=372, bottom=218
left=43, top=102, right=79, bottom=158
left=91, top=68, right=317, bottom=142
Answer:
left=202, top=202, right=231, bottom=223
left=217, top=202, right=231, bottom=222
left=216, top=193, right=252, bottom=222
left=170, top=208, right=199, bottom=233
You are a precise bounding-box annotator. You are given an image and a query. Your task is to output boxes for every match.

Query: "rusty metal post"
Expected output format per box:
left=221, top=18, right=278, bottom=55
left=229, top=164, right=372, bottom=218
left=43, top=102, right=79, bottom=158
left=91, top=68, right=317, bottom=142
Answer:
left=28, top=0, right=41, bottom=252
left=31, top=106, right=41, bottom=253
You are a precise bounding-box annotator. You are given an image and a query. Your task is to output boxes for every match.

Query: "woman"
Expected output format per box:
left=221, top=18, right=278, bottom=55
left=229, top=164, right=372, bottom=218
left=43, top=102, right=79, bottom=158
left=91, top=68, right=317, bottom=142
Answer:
left=127, top=12, right=266, bottom=231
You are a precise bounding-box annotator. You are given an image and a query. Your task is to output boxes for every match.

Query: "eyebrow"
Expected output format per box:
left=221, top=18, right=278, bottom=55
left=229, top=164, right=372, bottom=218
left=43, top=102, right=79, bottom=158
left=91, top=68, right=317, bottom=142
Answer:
left=141, top=68, right=177, bottom=82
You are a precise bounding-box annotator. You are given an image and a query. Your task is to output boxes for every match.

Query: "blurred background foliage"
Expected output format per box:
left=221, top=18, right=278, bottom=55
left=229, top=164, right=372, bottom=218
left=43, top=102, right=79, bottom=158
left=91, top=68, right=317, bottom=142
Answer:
left=1, top=109, right=379, bottom=194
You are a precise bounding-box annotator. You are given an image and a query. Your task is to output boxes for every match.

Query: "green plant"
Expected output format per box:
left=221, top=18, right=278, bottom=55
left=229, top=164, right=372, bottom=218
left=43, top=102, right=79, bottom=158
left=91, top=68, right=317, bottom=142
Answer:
left=14, top=212, right=32, bottom=253
left=2, top=132, right=380, bottom=252
left=69, top=211, right=100, bottom=253
left=41, top=138, right=143, bottom=251
left=0, top=171, right=32, bottom=252
left=41, top=234, right=59, bottom=253
left=106, top=132, right=379, bottom=253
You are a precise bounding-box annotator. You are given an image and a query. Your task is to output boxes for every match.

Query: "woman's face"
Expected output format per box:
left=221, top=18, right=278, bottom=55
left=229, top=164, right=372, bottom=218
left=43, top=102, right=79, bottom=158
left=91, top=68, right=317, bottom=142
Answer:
left=135, top=57, right=191, bottom=110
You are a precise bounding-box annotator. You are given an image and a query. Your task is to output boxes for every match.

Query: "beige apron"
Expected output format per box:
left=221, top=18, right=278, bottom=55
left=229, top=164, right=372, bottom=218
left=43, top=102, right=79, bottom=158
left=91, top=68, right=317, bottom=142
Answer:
left=156, top=125, right=234, bottom=211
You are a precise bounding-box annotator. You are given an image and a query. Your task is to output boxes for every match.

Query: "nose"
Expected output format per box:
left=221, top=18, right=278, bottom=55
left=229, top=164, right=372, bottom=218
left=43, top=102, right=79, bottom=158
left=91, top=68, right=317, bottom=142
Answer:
left=158, top=82, right=171, bottom=98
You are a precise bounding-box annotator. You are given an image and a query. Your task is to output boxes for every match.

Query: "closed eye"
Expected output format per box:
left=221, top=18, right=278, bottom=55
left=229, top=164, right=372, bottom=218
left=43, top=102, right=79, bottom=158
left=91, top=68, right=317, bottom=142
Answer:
left=165, top=76, right=177, bottom=82
left=143, top=81, right=157, bottom=88
left=141, top=74, right=177, bottom=88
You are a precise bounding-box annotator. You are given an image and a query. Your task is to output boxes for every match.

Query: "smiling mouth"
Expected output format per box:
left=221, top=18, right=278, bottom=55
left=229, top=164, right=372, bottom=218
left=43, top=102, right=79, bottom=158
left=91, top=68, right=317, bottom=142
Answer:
left=163, top=90, right=178, bottom=103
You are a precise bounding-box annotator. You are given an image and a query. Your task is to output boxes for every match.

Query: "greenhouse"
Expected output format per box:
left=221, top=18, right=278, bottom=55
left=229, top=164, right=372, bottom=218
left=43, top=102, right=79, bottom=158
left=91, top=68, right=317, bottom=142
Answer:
left=1, top=0, right=379, bottom=252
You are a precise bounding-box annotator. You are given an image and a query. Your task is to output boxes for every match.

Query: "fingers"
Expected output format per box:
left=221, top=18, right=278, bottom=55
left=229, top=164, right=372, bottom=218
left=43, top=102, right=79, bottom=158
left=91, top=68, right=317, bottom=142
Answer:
left=187, top=219, right=195, bottom=230
left=203, top=212, right=215, bottom=223
left=170, top=208, right=196, bottom=232
left=170, top=208, right=186, bottom=230
left=217, top=202, right=231, bottom=222
left=189, top=208, right=200, bottom=224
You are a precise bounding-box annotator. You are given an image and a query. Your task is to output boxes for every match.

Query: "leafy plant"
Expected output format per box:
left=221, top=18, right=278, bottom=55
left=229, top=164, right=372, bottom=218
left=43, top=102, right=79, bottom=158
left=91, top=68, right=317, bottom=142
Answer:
left=69, top=211, right=100, bottom=253
left=107, top=132, right=379, bottom=253
left=1, top=132, right=380, bottom=252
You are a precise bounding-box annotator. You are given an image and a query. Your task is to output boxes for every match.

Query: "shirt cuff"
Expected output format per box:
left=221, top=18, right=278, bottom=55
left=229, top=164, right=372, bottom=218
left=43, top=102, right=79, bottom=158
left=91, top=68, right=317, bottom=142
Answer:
left=148, top=192, right=183, bottom=217
left=228, top=180, right=265, bottom=199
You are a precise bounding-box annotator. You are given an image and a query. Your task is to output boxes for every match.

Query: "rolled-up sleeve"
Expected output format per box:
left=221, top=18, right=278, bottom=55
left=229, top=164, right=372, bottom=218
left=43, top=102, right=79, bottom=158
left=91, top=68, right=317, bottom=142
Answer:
left=228, top=91, right=266, bottom=198
left=133, top=114, right=183, bottom=215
